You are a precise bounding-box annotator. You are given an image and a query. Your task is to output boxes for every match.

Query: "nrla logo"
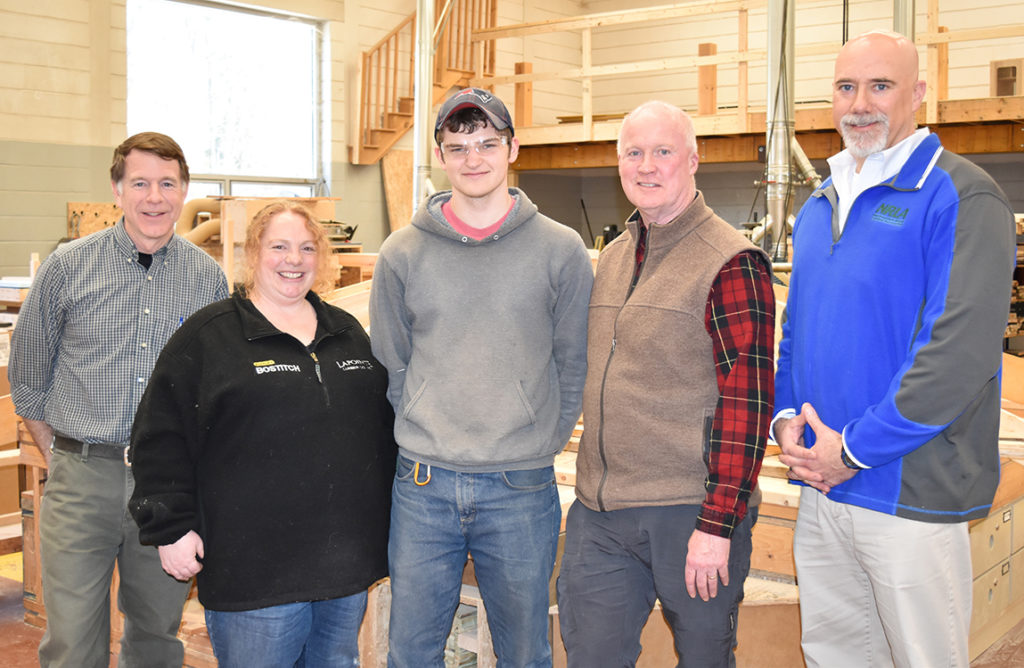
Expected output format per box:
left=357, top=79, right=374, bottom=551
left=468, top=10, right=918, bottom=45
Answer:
left=872, top=203, right=909, bottom=227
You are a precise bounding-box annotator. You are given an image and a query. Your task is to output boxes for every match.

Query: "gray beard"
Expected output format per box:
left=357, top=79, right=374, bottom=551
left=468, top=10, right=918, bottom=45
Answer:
left=840, top=113, right=890, bottom=159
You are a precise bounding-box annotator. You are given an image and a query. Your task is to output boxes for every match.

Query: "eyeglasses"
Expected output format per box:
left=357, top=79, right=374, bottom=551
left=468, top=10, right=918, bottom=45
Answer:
left=440, top=136, right=508, bottom=159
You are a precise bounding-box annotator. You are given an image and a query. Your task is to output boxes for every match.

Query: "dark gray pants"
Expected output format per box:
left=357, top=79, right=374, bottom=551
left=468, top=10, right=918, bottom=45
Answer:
left=556, top=501, right=755, bottom=668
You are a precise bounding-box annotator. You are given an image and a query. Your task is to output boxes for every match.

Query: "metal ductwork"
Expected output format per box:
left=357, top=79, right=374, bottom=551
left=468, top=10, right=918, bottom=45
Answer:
left=893, top=0, right=915, bottom=40
left=412, top=0, right=437, bottom=211
left=764, top=0, right=795, bottom=262
left=175, top=197, right=221, bottom=237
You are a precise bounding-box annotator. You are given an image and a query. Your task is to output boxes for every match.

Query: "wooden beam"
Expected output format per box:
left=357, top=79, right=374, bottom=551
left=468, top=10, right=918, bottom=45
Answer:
left=472, top=50, right=765, bottom=88
left=514, top=62, right=533, bottom=127
left=916, top=24, right=1024, bottom=44
left=698, top=43, right=718, bottom=116
left=582, top=28, right=593, bottom=141
left=931, top=124, right=1024, bottom=155
left=515, top=121, right=1020, bottom=171
left=470, top=0, right=765, bottom=41
left=926, top=0, right=940, bottom=125
left=516, top=97, right=1023, bottom=149
left=514, top=143, right=617, bottom=170
left=737, top=9, right=749, bottom=132
left=932, top=96, right=1024, bottom=123
left=936, top=26, right=949, bottom=101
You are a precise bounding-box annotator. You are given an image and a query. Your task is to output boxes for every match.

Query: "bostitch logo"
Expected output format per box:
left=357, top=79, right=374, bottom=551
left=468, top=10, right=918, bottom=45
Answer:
left=253, top=359, right=301, bottom=375
left=337, top=359, right=374, bottom=371
left=871, top=203, right=909, bottom=227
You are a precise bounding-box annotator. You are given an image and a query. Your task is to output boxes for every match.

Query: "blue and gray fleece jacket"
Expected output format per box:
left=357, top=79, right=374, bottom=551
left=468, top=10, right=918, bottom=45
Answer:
left=775, top=132, right=1016, bottom=522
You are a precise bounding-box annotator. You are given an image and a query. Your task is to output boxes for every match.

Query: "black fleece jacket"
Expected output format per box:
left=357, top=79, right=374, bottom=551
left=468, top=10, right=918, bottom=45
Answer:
left=129, top=291, right=396, bottom=611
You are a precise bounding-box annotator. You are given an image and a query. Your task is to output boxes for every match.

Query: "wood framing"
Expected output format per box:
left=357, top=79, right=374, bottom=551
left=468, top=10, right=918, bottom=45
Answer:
left=514, top=105, right=1023, bottom=171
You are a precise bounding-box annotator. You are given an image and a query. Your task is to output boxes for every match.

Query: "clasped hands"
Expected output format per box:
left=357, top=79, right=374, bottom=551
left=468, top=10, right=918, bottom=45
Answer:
left=776, top=403, right=858, bottom=494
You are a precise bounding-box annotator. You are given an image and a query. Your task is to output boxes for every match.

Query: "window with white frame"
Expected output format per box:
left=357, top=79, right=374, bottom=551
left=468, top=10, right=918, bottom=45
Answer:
left=126, top=0, right=325, bottom=200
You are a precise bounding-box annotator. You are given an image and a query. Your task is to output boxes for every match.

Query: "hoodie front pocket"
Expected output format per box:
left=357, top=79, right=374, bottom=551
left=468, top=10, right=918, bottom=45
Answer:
left=403, top=377, right=537, bottom=444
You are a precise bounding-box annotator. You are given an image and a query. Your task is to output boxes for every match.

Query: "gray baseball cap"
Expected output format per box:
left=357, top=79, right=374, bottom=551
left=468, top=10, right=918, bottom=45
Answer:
left=434, top=88, right=514, bottom=143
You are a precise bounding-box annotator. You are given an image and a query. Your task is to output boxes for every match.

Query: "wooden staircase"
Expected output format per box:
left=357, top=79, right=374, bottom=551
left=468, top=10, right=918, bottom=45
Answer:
left=352, top=0, right=495, bottom=165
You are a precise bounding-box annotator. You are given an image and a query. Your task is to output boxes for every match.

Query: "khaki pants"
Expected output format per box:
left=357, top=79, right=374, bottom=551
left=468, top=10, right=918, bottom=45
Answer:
left=794, top=487, right=971, bottom=668
left=38, top=448, right=190, bottom=668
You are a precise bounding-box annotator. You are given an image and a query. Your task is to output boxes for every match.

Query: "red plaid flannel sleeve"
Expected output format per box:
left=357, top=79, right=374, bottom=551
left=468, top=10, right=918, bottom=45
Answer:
left=697, top=252, right=776, bottom=538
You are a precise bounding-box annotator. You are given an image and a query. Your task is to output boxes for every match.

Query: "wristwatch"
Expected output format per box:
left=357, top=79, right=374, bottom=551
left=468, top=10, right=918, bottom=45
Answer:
left=840, top=447, right=863, bottom=470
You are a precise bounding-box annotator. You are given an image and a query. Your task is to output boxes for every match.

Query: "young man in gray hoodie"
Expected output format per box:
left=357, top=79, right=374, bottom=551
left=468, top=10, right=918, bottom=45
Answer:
left=369, top=88, right=593, bottom=667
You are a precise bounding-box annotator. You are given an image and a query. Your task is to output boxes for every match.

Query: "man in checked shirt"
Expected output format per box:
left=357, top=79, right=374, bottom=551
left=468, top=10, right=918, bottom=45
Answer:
left=557, top=101, right=775, bottom=667
left=9, top=132, right=228, bottom=667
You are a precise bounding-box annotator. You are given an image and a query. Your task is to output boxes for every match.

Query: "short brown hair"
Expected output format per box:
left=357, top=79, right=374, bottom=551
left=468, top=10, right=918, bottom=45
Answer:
left=243, top=200, right=334, bottom=294
left=110, top=132, right=189, bottom=185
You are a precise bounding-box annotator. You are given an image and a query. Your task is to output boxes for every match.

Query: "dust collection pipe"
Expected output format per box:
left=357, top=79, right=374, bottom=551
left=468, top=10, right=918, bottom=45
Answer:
left=412, top=0, right=436, bottom=211
left=183, top=218, right=222, bottom=245
left=764, top=0, right=795, bottom=262
left=893, top=0, right=915, bottom=40
left=750, top=136, right=822, bottom=245
left=175, top=198, right=221, bottom=237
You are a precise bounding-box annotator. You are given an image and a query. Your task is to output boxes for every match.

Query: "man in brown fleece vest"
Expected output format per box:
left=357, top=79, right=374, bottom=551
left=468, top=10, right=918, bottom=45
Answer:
left=557, top=101, right=775, bottom=667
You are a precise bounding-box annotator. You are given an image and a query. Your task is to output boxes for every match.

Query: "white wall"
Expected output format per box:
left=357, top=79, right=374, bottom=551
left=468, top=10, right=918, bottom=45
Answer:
left=490, top=0, right=585, bottom=126
left=561, top=0, right=1024, bottom=116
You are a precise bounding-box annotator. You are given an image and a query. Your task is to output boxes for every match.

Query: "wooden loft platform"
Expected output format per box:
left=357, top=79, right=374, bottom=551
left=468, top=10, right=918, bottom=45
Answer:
left=459, top=0, right=1024, bottom=170
left=513, top=97, right=1024, bottom=169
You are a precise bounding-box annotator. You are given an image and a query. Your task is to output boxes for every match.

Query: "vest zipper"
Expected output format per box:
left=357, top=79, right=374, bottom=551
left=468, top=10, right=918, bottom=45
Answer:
left=596, top=222, right=652, bottom=511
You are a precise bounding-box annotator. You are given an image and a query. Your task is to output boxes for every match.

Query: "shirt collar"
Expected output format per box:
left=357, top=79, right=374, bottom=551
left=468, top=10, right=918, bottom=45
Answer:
left=828, top=127, right=931, bottom=192
left=624, top=192, right=709, bottom=249
left=235, top=290, right=354, bottom=342
left=826, top=128, right=931, bottom=232
left=112, top=218, right=177, bottom=261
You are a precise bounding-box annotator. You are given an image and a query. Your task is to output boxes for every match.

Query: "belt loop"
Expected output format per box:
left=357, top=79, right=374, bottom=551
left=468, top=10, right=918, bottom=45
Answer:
left=80, top=441, right=90, bottom=462
left=124, top=446, right=131, bottom=468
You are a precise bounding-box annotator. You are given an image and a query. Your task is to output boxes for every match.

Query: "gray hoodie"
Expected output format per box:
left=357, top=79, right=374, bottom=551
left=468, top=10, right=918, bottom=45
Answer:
left=369, top=188, right=593, bottom=472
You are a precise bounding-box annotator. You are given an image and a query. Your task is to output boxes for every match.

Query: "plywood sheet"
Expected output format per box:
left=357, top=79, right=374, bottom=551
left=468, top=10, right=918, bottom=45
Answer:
left=68, top=202, right=121, bottom=238
left=381, top=150, right=414, bottom=233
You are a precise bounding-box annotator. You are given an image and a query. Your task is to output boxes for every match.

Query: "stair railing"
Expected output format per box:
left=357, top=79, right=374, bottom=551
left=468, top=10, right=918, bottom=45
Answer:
left=354, top=0, right=496, bottom=164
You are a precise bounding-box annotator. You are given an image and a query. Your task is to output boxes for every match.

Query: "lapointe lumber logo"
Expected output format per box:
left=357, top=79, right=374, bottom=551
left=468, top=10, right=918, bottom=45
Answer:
left=872, top=203, right=909, bottom=227
left=337, top=359, right=374, bottom=371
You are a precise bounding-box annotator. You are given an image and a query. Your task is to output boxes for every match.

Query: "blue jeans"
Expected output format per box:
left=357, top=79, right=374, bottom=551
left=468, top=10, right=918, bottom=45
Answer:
left=557, top=501, right=756, bottom=668
left=204, top=591, right=367, bottom=668
left=387, top=455, right=560, bottom=668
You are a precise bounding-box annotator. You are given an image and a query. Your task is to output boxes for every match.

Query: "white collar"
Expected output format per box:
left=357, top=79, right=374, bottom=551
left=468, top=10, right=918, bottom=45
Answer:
left=828, top=128, right=931, bottom=233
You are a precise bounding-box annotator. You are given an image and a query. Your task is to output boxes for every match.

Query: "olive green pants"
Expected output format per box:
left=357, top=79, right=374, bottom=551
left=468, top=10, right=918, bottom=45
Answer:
left=38, top=448, right=190, bottom=668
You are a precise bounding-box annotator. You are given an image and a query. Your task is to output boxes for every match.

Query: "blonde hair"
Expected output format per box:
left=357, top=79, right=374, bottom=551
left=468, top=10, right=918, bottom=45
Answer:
left=617, top=101, right=697, bottom=156
left=243, top=200, right=334, bottom=294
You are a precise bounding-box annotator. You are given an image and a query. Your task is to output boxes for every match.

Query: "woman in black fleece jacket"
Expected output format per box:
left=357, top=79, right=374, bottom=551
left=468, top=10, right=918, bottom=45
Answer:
left=129, top=201, right=395, bottom=668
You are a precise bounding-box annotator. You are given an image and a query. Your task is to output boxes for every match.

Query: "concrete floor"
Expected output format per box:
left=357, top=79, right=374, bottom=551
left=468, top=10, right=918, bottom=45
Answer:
left=1, top=570, right=1024, bottom=667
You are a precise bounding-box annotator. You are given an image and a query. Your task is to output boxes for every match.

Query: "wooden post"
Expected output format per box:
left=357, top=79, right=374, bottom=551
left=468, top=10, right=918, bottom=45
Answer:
left=926, top=0, right=940, bottom=124
left=936, top=26, right=949, bottom=101
left=698, top=42, right=718, bottom=116
left=514, top=62, right=533, bottom=128
left=737, top=10, right=749, bottom=132
left=582, top=28, right=593, bottom=141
